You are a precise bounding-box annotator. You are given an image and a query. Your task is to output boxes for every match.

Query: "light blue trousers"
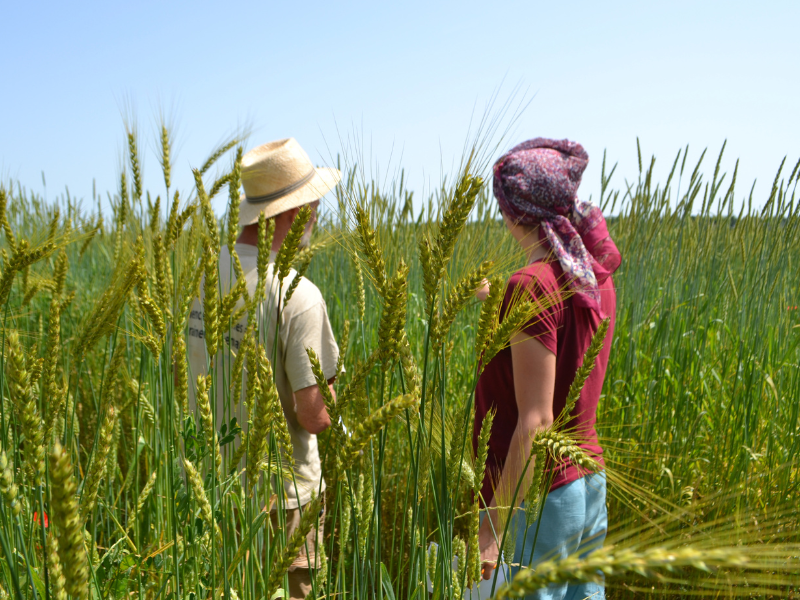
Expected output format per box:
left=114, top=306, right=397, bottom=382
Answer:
left=509, top=471, right=608, bottom=600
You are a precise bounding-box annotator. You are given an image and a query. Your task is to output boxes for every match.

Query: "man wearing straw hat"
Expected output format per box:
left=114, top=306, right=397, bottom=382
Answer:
left=188, top=138, right=341, bottom=599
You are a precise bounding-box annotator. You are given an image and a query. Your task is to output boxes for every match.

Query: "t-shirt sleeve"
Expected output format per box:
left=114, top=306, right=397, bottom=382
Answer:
left=282, top=301, right=340, bottom=393
left=503, top=268, right=562, bottom=356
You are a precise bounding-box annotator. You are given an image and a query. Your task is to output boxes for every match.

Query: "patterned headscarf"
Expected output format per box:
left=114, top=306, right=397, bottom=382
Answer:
left=493, top=138, right=621, bottom=315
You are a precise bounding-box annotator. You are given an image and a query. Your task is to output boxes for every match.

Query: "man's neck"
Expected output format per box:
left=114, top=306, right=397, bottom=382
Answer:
left=236, top=223, right=285, bottom=253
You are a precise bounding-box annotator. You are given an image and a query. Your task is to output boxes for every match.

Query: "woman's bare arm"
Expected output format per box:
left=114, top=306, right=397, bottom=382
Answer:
left=479, top=331, right=556, bottom=578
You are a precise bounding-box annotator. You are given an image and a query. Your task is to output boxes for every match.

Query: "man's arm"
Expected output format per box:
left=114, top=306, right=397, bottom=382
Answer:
left=479, top=331, right=556, bottom=579
left=281, top=298, right=340, bottom=435
left=294, top=379, right=336, bottom=435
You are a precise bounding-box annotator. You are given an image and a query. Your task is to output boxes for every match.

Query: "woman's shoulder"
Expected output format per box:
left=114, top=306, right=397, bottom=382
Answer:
left=503, top=260, right=565, bottom=337
left=503, top=260, right=565, bottom=312
left=509, top=260, right=561, bottom=291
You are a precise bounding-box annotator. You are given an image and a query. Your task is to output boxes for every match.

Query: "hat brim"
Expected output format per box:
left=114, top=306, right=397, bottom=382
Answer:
left=238, top=167, right=341, bottom=225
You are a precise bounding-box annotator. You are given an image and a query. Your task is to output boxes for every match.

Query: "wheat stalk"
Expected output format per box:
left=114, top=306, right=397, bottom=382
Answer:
left=125, top=470, right=157, bottom=534
left=80, top=405, right=117, bottom=519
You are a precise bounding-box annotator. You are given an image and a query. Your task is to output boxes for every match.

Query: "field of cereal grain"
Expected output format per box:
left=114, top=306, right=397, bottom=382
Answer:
left=0, top=127, right=798, bottom=600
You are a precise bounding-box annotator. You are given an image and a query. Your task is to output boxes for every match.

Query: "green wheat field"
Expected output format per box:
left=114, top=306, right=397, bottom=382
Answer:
left=0, top=123, right=798, bottom=600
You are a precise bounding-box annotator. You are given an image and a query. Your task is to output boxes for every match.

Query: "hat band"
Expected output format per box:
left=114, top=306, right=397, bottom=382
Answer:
left=245, top=169, right=316, bottom=204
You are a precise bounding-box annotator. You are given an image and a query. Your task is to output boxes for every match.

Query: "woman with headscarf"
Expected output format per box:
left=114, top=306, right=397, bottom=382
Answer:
left=474, top=138, right=621, bottom=600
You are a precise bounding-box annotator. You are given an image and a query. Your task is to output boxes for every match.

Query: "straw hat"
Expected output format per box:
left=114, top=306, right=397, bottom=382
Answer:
left=238, top=138, right=341, bottom=225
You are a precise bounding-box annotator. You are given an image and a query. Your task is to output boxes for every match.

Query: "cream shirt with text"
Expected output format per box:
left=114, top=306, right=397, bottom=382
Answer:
left=187, top=244, right=339, bottom=509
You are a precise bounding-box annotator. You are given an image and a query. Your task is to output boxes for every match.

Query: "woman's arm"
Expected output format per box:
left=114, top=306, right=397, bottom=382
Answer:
left=479, top=331, right=556, bottom=579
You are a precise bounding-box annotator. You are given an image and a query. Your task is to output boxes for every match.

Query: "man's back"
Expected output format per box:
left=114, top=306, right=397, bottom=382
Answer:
left=187, top=243, right=339, bottom=508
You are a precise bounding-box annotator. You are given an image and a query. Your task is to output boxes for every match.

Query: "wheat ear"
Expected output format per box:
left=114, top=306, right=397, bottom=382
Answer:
left=434, top=261, right=492, bottom=348
left=474, top=275, right=505, bottom=360
left=80, top=405, right=117, bottom=519
left=173, top=332, right=189, bottom=414
left=266, top=494, right=323, bottom=599
left=196, top=374, right=222, bottom=482
left=354, top=204, right=387, bottom=295
left=432, top=174, right=483, bottom=280
left=5, top=330, right=46, bottom=484
left=200, top=138, right=238, bottom=176
left=194, top=168, right=220, bottom=250
left=227, top=147, right=243, bottom=250
left=492, top=545, right=757, bottom=599
left=354, top=257, right=366, bottom=321
left=46, top=532, right=67, bottom=600
left=0, top=452, right=21, bottom=517
left=183, top=458, right=222, bottom=544
left=470, top=409, right=495, bottom=582
left=254, top=213, right=275, bottom=304
left=160, top=124, right=172, bottom=192
left=253, top=345, right=294, bottom=470
left=337, top=393, right=419, bottom=474
left=557, top=317, right=611, bottom=425
left=228, top=325, right=252, bottom=408
left=202, top=237, right=220, bottom=357
left=275, top=206, right=311, bottom=283
left=49, top=442, right=89, bottom=600
left=377, top=260, right=410, bottom=361
left=149, top=193, right=161, bottom=233
left=533, top=430, right=601, bottom=473
left=152, top=234, right=172, bottom=320
left=127, top=131, right=142, bottom=201
left=479, top=299, right=539, bottom=370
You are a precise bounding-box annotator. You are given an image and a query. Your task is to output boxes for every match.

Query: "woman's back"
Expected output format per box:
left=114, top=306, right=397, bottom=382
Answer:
left=473, top=258, right=617, bottom=502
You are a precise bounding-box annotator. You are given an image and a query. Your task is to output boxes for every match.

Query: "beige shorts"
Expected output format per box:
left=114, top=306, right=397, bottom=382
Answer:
left=270, top=503, right=325, bottom=571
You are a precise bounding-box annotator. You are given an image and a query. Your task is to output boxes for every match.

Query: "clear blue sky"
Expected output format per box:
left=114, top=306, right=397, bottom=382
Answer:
left=2, top=1, right=798, bottom=215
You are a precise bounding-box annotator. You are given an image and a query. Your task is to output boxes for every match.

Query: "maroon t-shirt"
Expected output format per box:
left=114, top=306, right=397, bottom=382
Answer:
left=473, top=259, right=617, bottom=504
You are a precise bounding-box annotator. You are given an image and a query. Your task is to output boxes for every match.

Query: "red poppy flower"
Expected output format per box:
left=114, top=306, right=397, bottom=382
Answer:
left=33, top=511, right=49, bottom=528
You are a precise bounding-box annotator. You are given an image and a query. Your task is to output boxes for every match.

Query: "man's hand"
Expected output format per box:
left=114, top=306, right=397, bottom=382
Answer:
left=478, top=510, right=501, bottom=580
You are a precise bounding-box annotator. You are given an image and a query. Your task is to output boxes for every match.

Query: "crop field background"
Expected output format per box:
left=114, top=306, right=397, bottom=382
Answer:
left=0, top=126, right=798, bottom=600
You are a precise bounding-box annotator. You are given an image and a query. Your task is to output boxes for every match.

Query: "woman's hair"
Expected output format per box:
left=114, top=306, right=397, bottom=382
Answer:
left=493, top=138, right=620, bottom=315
